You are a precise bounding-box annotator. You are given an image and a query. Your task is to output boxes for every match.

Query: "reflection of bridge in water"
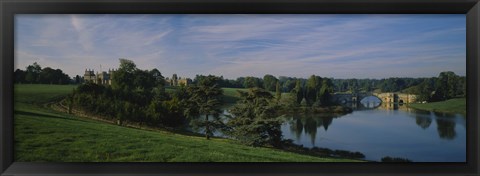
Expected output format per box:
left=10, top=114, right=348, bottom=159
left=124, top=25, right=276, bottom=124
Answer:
left=343, top=101, right=411, bottom=111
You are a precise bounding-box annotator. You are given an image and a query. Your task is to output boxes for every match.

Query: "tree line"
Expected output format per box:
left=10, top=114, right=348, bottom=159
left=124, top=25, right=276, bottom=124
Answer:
left=209, top=73, right=465, bottom=103
left=194, top=74, right=337, bottom=107
left=15, top=62, right=72, bottom=84
left=15, top=62, right=466, bottom=104
left=401, top=71, right=466, bottom=102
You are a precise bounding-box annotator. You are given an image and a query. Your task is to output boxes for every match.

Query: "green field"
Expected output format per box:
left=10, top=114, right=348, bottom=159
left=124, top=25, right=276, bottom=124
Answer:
left=221, top=87, right=249, bottom=104
left=408, top=98, right=466, bottom=114
left=14, top=84, right=358, bottom=162
left=165, top=87, right=245, bottom=104
left=14, top=84, right=77, bottom=104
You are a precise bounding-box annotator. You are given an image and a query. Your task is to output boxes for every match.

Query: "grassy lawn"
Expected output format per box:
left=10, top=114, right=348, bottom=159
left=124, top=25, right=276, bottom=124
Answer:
left=165, top=87, right=246, bottom=104
left=14, top=84, right=77, bottom=104
left=221, top=87, right=249, bottom=104
left=14, top=84, right=359, bottom=162
left=408, top=98, right=466, bottom=114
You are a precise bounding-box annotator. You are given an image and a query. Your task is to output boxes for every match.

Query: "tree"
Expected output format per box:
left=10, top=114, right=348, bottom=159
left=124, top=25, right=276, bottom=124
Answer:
left=75, top=75, right=81, bottom=84
left=133, top=69, right=156, bottom=93
left=361, top=79, right=372, bottom=92
left=446, top=72, right=459, bottom=98
left=349, top=79, right=358, bottom=93
left=291, top=79, right=304, bottom=105
left=226, top=88, right=283, bottom=147
left=432, top=71, right=460, bottom=101
left=283, top=79, right=296, bottom=92
left=263, top=74, right=278, bottom=91
left=184, top=75, right=224, bottom=139
left=235, top=77, right=245, bottom=87
left=146, top=99, right=166, bottom=125
left=25, top=62, right=42, bottom=83
left=380, top=78, right=407, bottom=92
left=417, top=78, right=434, bottom=102
left=317, top=78, right=334, bottom=106
left=14, top=69, right=26, bottom=83
left=150, top=68, right=165, bottom=87
left=21, top=63, right=71, bottom=84
left=112, top=58, right=137, bottom=93
left=54, top=69, right=71, bottom=84
left=459, top=77, right=466, bottom=97
left=275, top=81, right=281, bottom=102
left=306, top=75, right=322, bottom=105
left=243, top=76, right=262, bottom=88
left=38, top=67, right=56, bottom=84
left=162, top=96, right=186, bottom=127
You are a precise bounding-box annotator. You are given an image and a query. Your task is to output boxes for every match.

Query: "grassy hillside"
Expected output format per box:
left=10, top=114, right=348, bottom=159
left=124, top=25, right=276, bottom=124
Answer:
left=14, top=84, right=358, bottom=162
left=408, top=98, right=466, bottom=114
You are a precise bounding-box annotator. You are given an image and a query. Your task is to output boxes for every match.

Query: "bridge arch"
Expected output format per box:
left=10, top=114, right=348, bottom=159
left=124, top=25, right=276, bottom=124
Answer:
left=359, top=95, right=382, bottom=109
left=357, top=92, right=383, bottom=103
left=359, top=95, right=382, bottom=102
left=332, top=92, right=417, bottom=105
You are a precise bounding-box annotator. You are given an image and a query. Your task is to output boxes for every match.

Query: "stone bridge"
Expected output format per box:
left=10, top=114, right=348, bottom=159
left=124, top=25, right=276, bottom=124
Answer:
left=332, top=92, right=417, bottom=104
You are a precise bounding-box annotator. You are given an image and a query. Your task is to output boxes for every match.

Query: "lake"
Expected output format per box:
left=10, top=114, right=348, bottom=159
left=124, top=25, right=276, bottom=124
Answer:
left=281, top=96, right=466, bottom=162
left=191, top=96, right=466, bottom=162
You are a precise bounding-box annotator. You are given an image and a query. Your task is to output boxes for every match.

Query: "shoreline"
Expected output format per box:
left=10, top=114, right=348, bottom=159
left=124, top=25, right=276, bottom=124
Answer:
left=280, top=105, right=353, bottom=114
left=51, top=97, right=365, bottom=162
left=407, top=98, right=466, bottom=115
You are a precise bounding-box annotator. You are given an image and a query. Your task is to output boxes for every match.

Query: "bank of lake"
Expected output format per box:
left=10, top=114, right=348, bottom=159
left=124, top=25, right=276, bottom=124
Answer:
left=407, top=98, right=466, bottom=115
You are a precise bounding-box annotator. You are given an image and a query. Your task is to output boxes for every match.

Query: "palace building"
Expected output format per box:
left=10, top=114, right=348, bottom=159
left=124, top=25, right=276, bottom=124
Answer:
left=83, top=68, right=116, bottom=85
left=84, top=68, right=191, bottom=87
left=165, top=73, right=192, bottom=87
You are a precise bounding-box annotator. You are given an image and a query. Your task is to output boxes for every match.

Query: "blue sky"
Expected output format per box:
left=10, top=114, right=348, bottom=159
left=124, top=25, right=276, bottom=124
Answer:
left=15, top=14, right=466, bottom=79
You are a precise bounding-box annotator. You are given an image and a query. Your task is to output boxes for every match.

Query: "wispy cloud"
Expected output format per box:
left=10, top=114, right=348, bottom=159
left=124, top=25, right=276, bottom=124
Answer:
left=144, top=30, right=171, bottom=46
left=15, top=14, right=465, bottom=79
left=70, top=15, right=94, bottom=51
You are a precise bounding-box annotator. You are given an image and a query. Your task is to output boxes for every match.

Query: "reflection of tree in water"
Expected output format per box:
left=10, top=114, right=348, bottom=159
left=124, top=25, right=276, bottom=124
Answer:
left=436, top=119, right=456, bottom=140
left=407, top=109, right=458, bottom=140
left=432, top=112, right=457, bottom=140
left=322, top=117, right=333, bottom=131
left=432, top=111, right=458, bottom=140
left=304, top=118, right=318, bottom=146
left=289, top=118, right=304, bottom=141
left=412, top=110, right=433, bottom=130
left=287, top=113, right=340, bottom=146
left=416, top=116, right=432, bottom=129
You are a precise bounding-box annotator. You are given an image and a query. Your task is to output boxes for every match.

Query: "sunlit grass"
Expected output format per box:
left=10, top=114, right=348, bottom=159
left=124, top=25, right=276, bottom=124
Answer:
left=408, top=98, right=466, bottom=114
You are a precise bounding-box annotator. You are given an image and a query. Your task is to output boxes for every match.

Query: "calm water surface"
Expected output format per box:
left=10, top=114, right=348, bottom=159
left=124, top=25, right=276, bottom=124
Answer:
left=281, top=97, right=466, bottom=162
left=192, top=97, right=466, bottom=162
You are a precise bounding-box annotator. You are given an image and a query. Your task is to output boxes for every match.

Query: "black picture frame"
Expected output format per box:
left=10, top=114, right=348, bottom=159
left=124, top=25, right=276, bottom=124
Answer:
left=1, top=0, right=479, bottom=175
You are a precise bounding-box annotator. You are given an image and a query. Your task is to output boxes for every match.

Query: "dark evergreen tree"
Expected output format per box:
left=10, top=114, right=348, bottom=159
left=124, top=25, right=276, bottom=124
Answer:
left=184, top=75, right=224, bottom=139
left=226, top=88, right=283, bottom=147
